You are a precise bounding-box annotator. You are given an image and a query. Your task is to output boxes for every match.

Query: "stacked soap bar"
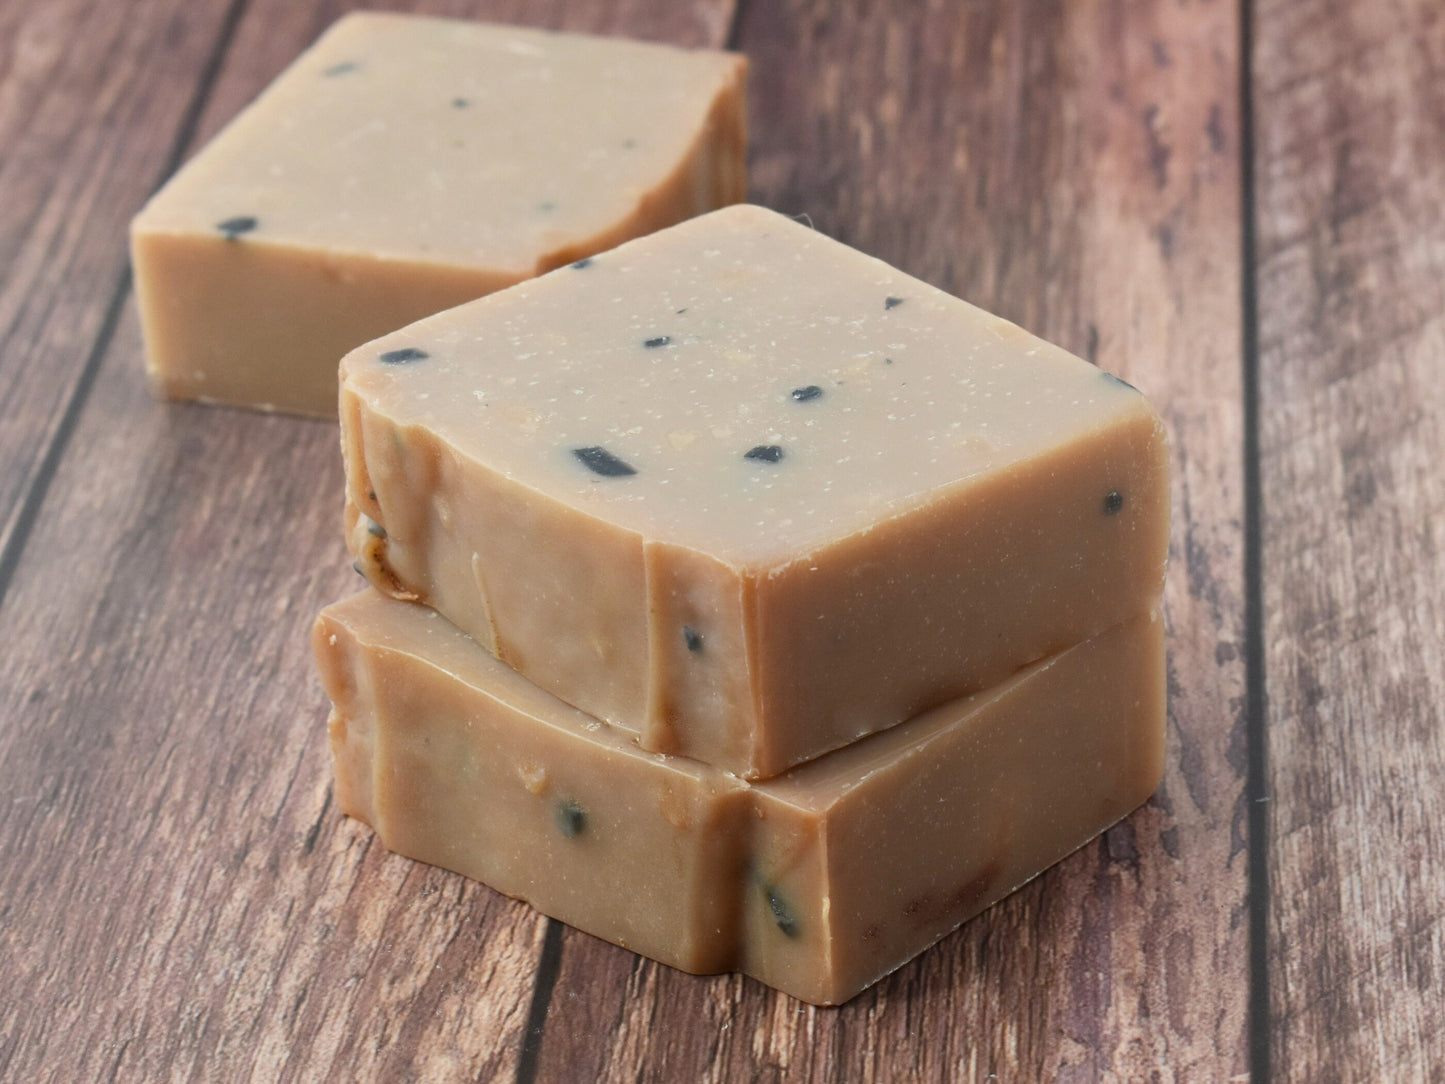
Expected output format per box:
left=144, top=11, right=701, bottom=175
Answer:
left=340, top=204, right=1170, bottom=778
left=316, top=593, right=1163, bottom=1005
left=130, top=13, right=747, bottom=416
left=316, top=204, right=1170, bottom=1003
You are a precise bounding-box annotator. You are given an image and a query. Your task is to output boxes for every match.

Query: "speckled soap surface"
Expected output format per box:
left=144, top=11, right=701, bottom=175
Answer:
left=130, top=13, right=747, bottom=415
left=343, top=204, right=1170, bottom=778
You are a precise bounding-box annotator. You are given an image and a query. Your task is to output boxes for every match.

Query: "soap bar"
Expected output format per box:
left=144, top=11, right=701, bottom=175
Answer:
left=314, top=590, right=1166, bottom=1005
left=342, top=204, right=1169, bottom=778
left=130, top=13, right=747, bottom=416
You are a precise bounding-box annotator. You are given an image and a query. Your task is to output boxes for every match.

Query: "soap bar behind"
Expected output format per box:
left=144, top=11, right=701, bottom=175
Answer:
left=314, top=591, right=1166, bottom=1005
left=130, top=13, right=747, bottom=416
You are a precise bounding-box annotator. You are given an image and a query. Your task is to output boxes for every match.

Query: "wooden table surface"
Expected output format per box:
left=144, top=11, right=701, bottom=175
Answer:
left=1, top=0, right=1441, bottom=1079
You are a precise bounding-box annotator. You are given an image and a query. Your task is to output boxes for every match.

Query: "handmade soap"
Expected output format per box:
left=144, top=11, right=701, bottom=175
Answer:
left=130, top=13, right=747, bottom=416
left=342, top=204, right=1169, bottom=778
left=315, top=590, right=1165, bottom=1005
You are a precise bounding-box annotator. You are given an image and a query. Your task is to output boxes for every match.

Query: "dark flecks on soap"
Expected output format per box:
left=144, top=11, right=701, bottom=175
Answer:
left=380, top=347, right=429, bottom=365
left=538, top=201, right=556, bottom=213
left=675, top=308, right=687, bottom=315
left=790, top=385, right=823, bottom=402
left=366, top=518, right=386, bottom=539
left=351, top=560, right=367, bottom=580
left=322, top=61, right=358, bottom=77
left=1101, top=370, right=1139, bottom=393
left=573, top=446, right=637, bottom=477
left=765, top=885, right=800, bottom=938
left=216, top=216, right=257, bottom=240
left=452, top=97, right=469, bottom=108
left=1104, top=490, right=1124, bottom=515
left=885, top=296, right=905, bottom=310
left=622, top=138, right=636, bottom=149
left=744, top=445, right=784, bottom=463
left=570, top=257, right=593, bottom=269
left=683, top=626, right=703, bottom=653
left=643, top=336, right=672, bottom=349
left=556, top=799, right=587, bottom=838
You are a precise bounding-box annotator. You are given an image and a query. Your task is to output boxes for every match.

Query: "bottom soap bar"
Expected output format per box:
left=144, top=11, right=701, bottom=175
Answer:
left=314, top=592, right=1165, bottom=1005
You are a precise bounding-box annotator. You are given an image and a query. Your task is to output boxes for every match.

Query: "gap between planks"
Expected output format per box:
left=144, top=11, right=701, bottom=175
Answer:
left=1238, top=0, right=1272, bottom=1080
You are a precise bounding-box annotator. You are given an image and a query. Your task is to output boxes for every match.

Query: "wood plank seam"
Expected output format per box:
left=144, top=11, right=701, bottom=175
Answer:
left=0, top=0, right=253, bottom=617
left=515, top=919, right=566, bottom=1084
left=724, top=0, right=751, bottom=50
left=1239, top=0, right=1272, bottom=1081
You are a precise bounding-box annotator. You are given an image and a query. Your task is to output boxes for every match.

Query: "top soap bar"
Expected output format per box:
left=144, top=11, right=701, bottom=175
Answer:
left=130, top=13, right=746, bottom=415
left=342, top=204, right=1169, bottom=778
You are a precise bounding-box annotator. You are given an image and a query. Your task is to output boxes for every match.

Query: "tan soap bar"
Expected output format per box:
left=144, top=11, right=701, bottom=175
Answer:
left=342, top=204, right=1169, bottom=779
left=130, top=13, right=746, bottom=416
left=314, top=590, right=1165, bottom=1005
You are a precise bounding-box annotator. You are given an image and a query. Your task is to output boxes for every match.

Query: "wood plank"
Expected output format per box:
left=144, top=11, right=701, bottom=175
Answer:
left=0, top=0, right=245, bottom=561
left=1255, top=0, right=1445, bottom=1077
left=0, top=1, right=734, bottom=1078
left=528, top=1, right=1250, bottom=1078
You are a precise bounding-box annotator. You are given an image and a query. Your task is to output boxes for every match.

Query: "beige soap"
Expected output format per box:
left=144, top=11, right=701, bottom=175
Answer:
left=130, top=13, right=747, bottom=416
left=342, top=204, right=1169, bottom=779
left=315, top=590, right=1165, bottom=1005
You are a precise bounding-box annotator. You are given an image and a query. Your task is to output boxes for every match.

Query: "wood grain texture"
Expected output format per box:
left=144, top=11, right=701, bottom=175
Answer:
left=0, top=1, right=734, bottom=1079
left=528, top=2, right=1249, bottom=1079
left=0, top=0, right=244, bottom=557
left=1255, top=0, right=1445, bottom=1078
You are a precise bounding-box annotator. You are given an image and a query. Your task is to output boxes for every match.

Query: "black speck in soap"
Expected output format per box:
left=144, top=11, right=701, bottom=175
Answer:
left=573, top=446, right=637, bottom=477
left=744, top=445, right=784, bottom=463
left=790, top=385, right=823, bottom=402
left=1101, top=370, right=1139, bottom=393
left=683, top=625, right=703, bottom=653
left=622, top=138, right=636, bottom=149
left=366, top=518, right=386, bottom=539
left=885, top=296, right=905, bottom=310
left=216, top=216, right=257, bottom=240
left=322, top=61, right=358, bottom=77
left=1104, top=490, right=1124, bottom=515
left=452, top=97, right=469, bottom=108
left=675, top=308, right=687, bottom=315
left=538, top=201, right=556, bottom=212
left=884, top=357, right=894, bottom=365
left=351, top=560, right=366, bottom=580
left=556, top=800, right=587, bottom=838
left=643, top=335, right=672, bottom=349
left=380, top=347, right=429, bottom=365
left=570, top=257, right=593, bottom=269
left=765, top=885, right=799, bottom=938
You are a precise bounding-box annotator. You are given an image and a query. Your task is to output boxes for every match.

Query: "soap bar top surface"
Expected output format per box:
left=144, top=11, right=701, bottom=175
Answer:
left=345, top=203, right=1156, bottom=565
left=133, top=13, right=746, bottom=275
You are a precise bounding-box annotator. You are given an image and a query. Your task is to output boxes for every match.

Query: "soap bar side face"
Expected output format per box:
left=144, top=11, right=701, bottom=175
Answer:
left=680, top=404, right=1170, bottom=777
left=130, top=13, right=748, bottom=416
left=343, top=387, right=651, bottom=729
left=313, top=614, right=380, bottom=825
left=318, top=595, right=750, bottom=974
left=133, top=238, right=522, bottom=417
